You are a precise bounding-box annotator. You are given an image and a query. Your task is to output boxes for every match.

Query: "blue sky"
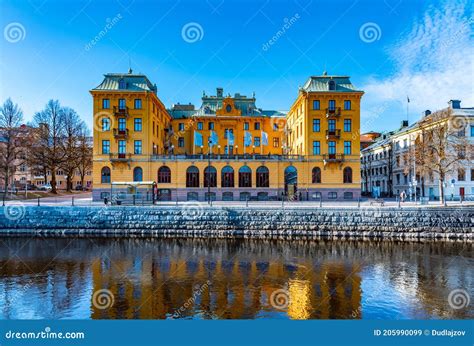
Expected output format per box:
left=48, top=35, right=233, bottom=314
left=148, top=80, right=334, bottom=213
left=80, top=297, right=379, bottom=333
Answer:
left=1, top=0, right=472, bottom=133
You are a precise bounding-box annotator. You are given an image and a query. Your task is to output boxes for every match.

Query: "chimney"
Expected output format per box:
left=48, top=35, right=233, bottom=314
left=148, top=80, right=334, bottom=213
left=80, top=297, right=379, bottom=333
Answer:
left=401, top=120, right=409, bottom=128
left=424, top=110, right=431, bottom=117
left=448, top=100, right=461, bottom=109
left=216, top=87, right=223, bottom=97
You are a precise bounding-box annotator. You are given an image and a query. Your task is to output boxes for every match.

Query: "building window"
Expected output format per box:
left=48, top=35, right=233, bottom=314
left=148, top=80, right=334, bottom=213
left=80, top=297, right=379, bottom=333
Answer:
left=238, top=166, right=252, bottom=188
left=118, top=140, right=126, bottom=154
left=101, top=167, right=111, bottom=183
left=328, top=141, right=336, bottom=154
left=208, top=122, right=214, bottom=130
left=254, top=137, right=260, bottom=147
left=458, top=168, right=465, bottom=181
left=313, top=100, right=320, bottom=110
left=178, top=123, right=185, bottom=131
left=313, top=119, right=320, bottom=132
left=328, top=100, right=336, bottom=110
left=158, top=166, right=171, bottom=183
left=312, top=167, right=321, bottom=183
left=256, top=166, right=269, bottom=187
left=224, top=128, right=233, bottom=139
left=134, top=118, right=142, bottom=132
left=102, top=118, right=110, bottom=131
left=328, top=192, right=337, bottom=199
left=178, top=137, right=184, bottom=147
left=134, top=99, right=142, bottom=109
left=328, top=119, right=336, bottom=131
left=328, top=80, right=336, bottom=91
left=244, top=122, right=249, bottom=130
left=133, top=167, right=143, bottom=182
left=221, top=166, right=234, bottom=187
left=118, top=99, right=126, bottom=110
left=396, top=174, right=400, bottom=184
left=223, top=192, right=234, bottom=201
left=118, top=117, right=126, bottom=131
left=118, top=79, right=126, bottom=89
left=102, top=140, right=110, bottom=154
left=187, top=192, right=199, bottom=201
left=102, top=99, right=110, bottom=109
left=344, top=141, right=352, bottom=155
left=343, top=167, right=353, bottom=183
left=470, top=125, right=474, bottom=137
left=344, top=192, right=353, bottom=200
left=254, top=122, right=260, bottom=130
left=134, top=140, right=142, bottom=154
left=313, top=141, right=320, bottom=155
left=344, top=119, right=351, bottom=132
left=204, top=166, right=217, bottom=187
left=471, top=169, right=474, bottom=181
left=197, top=122, right=203, bottom=130
left=186, top=166, right=199, bottom=187
left=344, top=100, right=351, bottom=110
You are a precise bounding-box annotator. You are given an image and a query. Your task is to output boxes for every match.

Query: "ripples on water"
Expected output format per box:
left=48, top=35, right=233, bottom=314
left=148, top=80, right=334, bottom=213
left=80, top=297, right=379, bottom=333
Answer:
left=0, top=237, right=472, bottom=319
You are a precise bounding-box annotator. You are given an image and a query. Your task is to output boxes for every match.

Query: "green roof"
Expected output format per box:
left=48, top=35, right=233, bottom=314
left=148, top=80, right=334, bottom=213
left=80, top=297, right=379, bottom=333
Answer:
left=91, top=72, right=157, bottom=93
left=301, top=75, right=363, bottom=93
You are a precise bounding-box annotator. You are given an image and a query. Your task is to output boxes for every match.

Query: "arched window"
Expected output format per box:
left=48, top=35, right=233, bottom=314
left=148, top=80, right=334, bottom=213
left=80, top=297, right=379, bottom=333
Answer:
left=158, top=166, right=171, bottom=183
left=204, top=166, right=217, bottom=187
left=221, top=166, right=234, bottom=187
left=186, top=166, right=199, bottom=187
left=312, top=167, right=321, bottom=184
left=343, top=167, right=353, bottom=184
left=328, top=80, right=336, bottom=91
left=256, top=166, right=269, bottom=187
left=133, top=167, right=143, bottom=182
left=238, top=166, right=252, bottom=187
left=101, top=167, right=111, bottom=183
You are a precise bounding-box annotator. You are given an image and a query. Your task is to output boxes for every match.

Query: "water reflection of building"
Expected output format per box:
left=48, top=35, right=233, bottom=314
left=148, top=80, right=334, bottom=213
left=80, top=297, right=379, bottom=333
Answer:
left=91, top=254, right=362, bottom=319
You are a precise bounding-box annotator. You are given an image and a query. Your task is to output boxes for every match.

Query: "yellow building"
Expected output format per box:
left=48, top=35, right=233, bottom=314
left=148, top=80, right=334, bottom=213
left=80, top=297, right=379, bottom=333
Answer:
left=91, top=71, right=363, bottom=201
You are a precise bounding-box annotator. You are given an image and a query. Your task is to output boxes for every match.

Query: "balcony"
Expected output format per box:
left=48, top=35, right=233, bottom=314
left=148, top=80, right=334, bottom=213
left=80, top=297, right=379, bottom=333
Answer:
left=326, top=107, right=341, bottom=118
left=323, top=154, right=345, bottom=164
left=113, top=106, right=129, bottom=118
left=109, top=153, right=132, bottom=164
left=325, top=129, right=341, bottom=140
left=113, top=128, right=129, bottom=139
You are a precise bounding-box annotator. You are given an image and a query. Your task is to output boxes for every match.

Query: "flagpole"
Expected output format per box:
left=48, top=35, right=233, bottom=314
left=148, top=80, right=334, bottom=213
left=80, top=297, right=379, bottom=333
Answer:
left=406, top=96, right=409, bottom=124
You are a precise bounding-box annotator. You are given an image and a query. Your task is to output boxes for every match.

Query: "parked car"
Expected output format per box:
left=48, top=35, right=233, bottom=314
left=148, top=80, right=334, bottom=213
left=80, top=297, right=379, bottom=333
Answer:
left=38, top=184, right=52, bottom=191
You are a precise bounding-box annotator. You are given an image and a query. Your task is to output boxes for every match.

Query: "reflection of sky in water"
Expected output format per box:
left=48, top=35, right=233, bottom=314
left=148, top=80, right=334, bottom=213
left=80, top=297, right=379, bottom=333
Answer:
left=0, top=238, right=472, bottom=320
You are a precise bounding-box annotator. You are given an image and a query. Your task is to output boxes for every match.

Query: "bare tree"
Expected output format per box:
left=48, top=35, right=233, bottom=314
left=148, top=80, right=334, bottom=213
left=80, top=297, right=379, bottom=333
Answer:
left=30, top=100, right=66, bottom=194
left=0, top=98, right=24, bottom=194
left=61, top=108, right=83, bottom=192
left=76, top=125, right=92, bottom=189
left=416, top=108, right=471, bottom=204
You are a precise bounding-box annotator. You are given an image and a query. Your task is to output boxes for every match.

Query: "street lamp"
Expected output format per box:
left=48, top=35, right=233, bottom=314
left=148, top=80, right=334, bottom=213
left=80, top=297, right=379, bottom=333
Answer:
left=217, top=145, right=221, bottom=155
left=252, top=145, right=255, bottom=155
left=235, top=145, right=238, bottom=155
left=207, top=139, right=212, bottom=205
left=200, top=145, right=204, bottom=155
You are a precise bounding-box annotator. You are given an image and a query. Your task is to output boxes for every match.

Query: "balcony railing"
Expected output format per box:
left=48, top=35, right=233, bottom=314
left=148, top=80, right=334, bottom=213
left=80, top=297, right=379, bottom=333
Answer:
left=325, top=129, right=341, bottom=139
left=109, top=153, right=132, bottom=162
left=113, top=128, right=129, bottom=139
left=326, top=107, right=341, bottom=117
left=113, top=106, right=129, bottom=117
left=150, top=154, right=305, bottom=161
left=323, top=153, right=345, bottom=163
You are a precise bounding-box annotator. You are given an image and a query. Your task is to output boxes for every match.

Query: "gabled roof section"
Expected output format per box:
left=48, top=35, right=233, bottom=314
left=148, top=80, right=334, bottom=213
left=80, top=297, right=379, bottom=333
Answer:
left=301, top=74, right=363, bottom=93
left=91, top=71, right=157, bottom=93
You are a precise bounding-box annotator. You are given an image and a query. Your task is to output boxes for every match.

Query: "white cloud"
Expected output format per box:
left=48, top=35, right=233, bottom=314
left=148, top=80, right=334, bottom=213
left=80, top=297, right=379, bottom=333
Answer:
left=361, top=0, right=473, bottom=130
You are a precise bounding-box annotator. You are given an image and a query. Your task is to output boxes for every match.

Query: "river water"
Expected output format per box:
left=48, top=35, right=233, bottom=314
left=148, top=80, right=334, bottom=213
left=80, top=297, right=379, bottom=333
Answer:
left=0, top=237, right=472, bottom=319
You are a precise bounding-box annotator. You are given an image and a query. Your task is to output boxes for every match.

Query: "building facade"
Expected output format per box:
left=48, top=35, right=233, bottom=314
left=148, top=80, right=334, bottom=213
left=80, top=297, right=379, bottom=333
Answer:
left=91, top=71, right=363, bottom=202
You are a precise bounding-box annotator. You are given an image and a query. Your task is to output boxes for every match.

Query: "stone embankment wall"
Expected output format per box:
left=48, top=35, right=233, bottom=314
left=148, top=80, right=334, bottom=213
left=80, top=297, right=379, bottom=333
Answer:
left=0, top=205, right=472, bottom=240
